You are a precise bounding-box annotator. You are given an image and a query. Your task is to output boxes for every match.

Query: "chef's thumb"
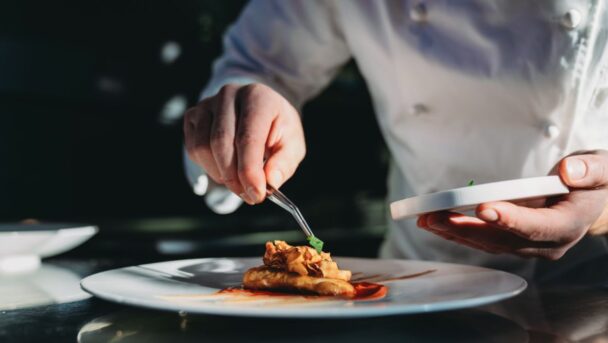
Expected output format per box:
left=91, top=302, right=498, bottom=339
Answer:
left=559, top=152, right=608, bottom=189
left=264, top=148, right=302, bottom=189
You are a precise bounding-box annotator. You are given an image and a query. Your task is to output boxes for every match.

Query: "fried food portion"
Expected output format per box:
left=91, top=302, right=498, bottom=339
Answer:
left=262, top=240, right=351, bottom=281
left=243, top=240, right=355, bottom=297
left=243, top=266, right=355, bottom=297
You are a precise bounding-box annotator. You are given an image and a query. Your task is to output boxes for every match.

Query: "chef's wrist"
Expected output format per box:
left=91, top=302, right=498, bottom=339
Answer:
left=558, top=149, right=608, bottom=236
left=585, top=150, right=608, bottom=235
left=588, top=202, right=608, bottom=236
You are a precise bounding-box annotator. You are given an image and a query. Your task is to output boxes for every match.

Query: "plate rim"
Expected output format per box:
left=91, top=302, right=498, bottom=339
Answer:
left=0, top=223, right=99, bottom=233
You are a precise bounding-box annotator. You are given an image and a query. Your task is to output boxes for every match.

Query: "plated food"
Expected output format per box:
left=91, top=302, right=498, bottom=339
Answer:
left=243, top=240, right=385, bottom=299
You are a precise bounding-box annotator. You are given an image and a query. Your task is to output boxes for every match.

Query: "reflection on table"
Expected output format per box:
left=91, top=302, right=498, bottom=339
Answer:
left=482, top=285, right=608, bottom=342
left=77, top=309, right=527, bottom=343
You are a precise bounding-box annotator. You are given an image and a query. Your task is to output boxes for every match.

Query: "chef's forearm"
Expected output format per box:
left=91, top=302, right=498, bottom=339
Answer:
left=201, top=0, right=351, bottom=109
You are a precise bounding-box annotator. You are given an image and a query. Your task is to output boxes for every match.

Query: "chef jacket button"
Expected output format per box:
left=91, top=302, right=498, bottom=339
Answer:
left=561, top=9, right=582, bottom=29
left=543, top=122, right=560, bottom=139
left=409, top=103, right=429, bottom=116
left=409, top=2, right=428, bottom=23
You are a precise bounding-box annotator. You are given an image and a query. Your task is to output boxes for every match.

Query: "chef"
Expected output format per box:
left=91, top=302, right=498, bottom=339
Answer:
left=183, top=1, right=608, bottom=279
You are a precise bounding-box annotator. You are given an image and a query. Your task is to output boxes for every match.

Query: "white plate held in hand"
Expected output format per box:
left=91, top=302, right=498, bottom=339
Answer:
left=390, top=176, right=569, bottom=220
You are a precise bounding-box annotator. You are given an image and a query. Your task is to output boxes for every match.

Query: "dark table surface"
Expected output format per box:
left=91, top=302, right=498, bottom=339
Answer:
left=0, top=219, right=607, bottom=343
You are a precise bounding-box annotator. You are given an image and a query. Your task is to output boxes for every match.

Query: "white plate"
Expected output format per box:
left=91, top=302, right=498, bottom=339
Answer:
left=81, top=257, right=527, bottom=318
left=0, top=263, right=91, bottom=310
left=0, top=223, right=98, bottom=273
left=390, top=176, right=569, bottom=220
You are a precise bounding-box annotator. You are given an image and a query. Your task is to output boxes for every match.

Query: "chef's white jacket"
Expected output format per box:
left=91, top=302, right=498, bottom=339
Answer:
left=185, top=0, right=608, bottom=278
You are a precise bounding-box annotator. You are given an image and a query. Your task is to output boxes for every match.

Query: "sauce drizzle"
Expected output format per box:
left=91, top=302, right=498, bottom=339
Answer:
left=351, top=269, right=436, bottom=282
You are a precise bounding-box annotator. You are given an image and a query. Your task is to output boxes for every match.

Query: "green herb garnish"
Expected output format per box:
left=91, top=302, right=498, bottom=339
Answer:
left=467, top=180, right=475, bottom=186
left=307, top=236, right=324, bottom=253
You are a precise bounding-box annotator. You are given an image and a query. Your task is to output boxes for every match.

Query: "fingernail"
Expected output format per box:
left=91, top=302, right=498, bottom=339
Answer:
left=268, top=170, right=283, bottom=188
left=479, top=209, right=499, bottom=222
left=566, top=158, right=587, bottom=180
left=246, top=186, right=259, bottom=203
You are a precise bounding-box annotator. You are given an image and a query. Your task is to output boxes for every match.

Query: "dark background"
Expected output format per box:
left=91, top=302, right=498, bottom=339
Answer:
left=0, top=1, right=388, bottom=254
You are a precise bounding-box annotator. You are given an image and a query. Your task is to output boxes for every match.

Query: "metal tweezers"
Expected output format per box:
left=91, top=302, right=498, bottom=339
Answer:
left=266, top=185, right=315, bottom=238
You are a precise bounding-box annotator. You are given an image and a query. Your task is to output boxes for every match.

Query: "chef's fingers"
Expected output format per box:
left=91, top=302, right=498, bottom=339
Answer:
left=183, top=101, right=222, bottom=183
left=235, top=84, right=277, bottom=204
left=423, top=226, right=503, bottom=254
left=424, top=211, right=561, bottom=257
left=416, top=197, right=546, bottom=230
left=559, top=152, right=608, bottom=189
left=477, top=193, right=602, bottom=244
left=424, top=212, right=513, bottom=253
left=210, top=84, right=242, bottom=195
left=420, top=214, right=501, bottom=254
left=511, top=197, right=547, bottom=208
left=264, top=117, right=306, bottom=189
left=418, top=212, right=486, bottom=228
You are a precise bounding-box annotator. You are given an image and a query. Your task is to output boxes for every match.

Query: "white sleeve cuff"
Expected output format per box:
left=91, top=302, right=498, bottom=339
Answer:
left=183, top=147, right=243, bottom=214
left=204, top=182, right=244, bottom=215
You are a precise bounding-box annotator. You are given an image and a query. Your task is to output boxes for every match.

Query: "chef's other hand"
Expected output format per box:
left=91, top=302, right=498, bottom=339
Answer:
left=418, top=150, right=608, bottom=260
left=184, top=83, right=306, bottom=205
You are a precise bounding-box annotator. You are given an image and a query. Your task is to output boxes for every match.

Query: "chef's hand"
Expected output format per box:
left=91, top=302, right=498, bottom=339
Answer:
left=417, top=150, right=608, bottom=260
left=184, top=83, right=306, bottom=205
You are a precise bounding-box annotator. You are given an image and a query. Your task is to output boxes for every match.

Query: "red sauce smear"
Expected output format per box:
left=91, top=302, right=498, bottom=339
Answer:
left=351, top=282, right=387, bottom=300
left=218, top=281, right=387, bottom=301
